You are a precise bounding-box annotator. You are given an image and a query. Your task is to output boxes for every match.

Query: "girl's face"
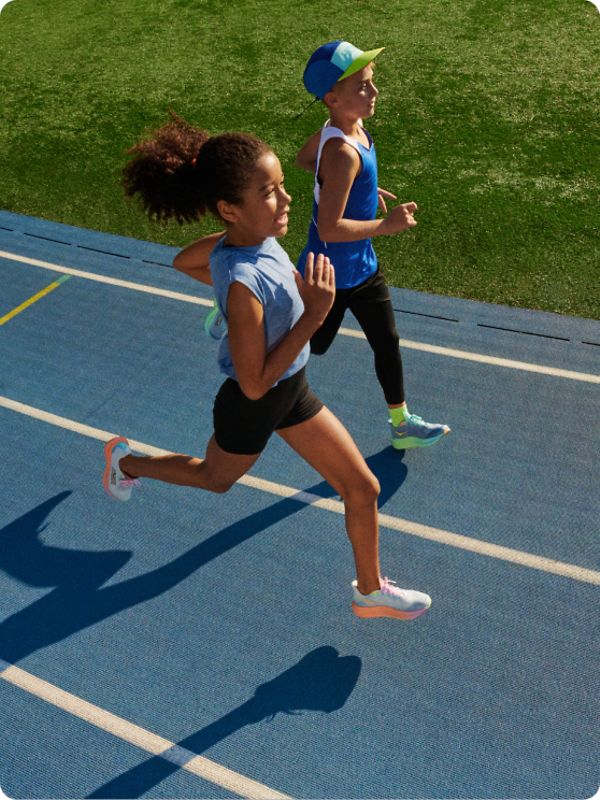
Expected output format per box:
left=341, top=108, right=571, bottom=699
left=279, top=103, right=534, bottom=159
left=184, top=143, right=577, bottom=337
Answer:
left=329, top=63, right=379, bottom=119
left=221, top=152, right=291, bottom=246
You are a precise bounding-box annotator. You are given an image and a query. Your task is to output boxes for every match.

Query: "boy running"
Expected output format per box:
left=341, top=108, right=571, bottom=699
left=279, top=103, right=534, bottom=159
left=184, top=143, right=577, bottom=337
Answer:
left=297, top=41, right=450, bottom=449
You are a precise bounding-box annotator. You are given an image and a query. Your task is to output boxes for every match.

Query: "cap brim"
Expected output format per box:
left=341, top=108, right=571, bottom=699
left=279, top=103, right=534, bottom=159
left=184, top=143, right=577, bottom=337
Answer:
left=338, top=47, right=384, bottom=82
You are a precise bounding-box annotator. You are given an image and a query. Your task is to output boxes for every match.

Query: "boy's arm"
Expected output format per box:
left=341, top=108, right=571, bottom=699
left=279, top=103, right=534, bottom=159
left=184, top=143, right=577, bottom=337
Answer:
left=172, top=231, right=225, bottom=285
left=378, top=188, right=398, bottom=214
left=317, top=141, right=417, bottom=242
left=295, top=129, right=322, bottom=173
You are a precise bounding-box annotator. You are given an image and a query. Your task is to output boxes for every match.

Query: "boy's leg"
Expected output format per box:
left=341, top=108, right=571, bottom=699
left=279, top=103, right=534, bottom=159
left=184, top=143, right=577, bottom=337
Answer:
left=349, top=272, right=450, bottom=448
left=309, top=290, right=349, bottom=355
left=348, top=272, right=405, bottom=404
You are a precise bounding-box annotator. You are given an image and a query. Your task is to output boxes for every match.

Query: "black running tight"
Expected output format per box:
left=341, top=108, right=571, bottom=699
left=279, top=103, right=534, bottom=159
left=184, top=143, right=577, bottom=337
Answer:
left=309, top=270, right=405, bottom=405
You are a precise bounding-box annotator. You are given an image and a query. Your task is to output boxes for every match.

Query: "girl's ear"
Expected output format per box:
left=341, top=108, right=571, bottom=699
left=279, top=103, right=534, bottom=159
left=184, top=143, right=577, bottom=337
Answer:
left=216, top=199, right=239, bottom=223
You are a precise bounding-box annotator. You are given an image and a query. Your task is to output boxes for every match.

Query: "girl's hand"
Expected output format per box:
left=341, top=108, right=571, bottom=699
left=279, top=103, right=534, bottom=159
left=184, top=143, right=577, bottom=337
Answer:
left=380, top=201, right=418, bottom=235
left=378, top=188, right=398, bottom=214
left=295, top=253, right=335, bottom=324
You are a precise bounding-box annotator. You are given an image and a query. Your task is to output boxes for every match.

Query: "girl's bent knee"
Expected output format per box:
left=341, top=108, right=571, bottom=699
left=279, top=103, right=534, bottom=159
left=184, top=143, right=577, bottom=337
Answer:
left=208, top=479, right=235, bottom=494
left=344, top=473, right=380, bottom=506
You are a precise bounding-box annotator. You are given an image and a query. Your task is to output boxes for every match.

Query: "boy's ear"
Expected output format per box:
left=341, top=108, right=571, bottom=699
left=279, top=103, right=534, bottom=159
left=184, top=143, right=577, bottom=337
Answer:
left=216, top=199, right=239, bottom=223
left=322, top=90, right=338, bottom=110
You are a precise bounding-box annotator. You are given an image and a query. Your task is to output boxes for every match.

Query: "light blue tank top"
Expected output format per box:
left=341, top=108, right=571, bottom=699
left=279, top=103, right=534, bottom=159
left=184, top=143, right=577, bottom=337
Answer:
left=210, top=236, right=309, bottom=384
left=298, top=123, right=379, bottom=289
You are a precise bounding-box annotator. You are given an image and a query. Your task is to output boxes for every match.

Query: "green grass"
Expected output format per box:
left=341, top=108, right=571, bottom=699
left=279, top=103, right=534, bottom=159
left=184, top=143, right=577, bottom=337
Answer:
left=1, top=0, right=599, bottom=318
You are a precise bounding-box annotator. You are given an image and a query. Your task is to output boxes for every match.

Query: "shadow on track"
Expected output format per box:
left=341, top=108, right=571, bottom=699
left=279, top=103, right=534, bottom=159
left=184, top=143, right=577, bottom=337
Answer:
left=0, top=448, right=406, bottom=665
left=87, top=646, right=361, bottom=798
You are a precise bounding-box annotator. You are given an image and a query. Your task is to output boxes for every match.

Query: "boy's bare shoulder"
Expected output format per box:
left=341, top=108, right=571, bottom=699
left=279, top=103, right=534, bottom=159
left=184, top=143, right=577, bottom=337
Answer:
left=320, top=137, right=361, bottom=171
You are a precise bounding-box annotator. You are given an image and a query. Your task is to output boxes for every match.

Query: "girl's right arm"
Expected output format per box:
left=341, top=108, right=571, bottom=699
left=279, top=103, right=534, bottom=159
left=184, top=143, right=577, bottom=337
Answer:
left=172, top=231, right=225, bottom=284
left=227, top=254, right=334, bottom=400
left=295, top=129, right=322, bottom=173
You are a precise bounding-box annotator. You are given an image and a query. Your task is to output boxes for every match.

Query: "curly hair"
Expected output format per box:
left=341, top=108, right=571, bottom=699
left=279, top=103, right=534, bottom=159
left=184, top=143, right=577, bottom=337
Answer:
left=122, top=113, right=271, bottom=224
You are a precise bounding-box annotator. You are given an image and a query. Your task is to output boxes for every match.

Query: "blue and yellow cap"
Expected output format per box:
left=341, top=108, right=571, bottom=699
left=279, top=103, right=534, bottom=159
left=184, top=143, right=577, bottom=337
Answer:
left=303, top=40, right=384, bottom=100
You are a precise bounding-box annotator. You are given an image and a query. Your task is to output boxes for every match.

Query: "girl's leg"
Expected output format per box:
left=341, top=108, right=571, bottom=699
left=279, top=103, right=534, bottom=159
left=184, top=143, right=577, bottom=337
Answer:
left=120, top=435, right=260, bottom=494
left=276, top=407, right=381, bottom=594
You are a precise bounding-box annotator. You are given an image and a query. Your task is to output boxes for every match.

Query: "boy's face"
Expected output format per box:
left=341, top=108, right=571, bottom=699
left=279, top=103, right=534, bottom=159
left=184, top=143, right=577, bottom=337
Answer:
left=326, top=64, right=379, bottom=119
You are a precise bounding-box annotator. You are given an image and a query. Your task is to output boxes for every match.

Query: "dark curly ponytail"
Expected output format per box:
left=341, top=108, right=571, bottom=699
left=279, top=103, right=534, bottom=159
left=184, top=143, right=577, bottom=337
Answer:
left=122, top=112, right=271, bottom=224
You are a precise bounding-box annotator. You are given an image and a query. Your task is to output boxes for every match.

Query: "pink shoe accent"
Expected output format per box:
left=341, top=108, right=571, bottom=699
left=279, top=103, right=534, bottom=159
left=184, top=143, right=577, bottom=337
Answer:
left=119, top=477, right=140, bottom=489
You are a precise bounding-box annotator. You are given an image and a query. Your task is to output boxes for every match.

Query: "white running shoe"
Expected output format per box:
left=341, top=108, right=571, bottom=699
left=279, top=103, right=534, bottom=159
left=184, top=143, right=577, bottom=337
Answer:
left=103, top=436, right=139, bottom=501
left=352, top=577, right=431, bottom=620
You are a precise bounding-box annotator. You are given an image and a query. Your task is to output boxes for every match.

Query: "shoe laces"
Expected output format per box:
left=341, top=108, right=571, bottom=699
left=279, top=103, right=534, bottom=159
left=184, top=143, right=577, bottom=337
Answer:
left=118, top=477, right=140, bottom=489
left=394, top=414, right=423, bottom=428
left=380, top=577, right=400, bottom=596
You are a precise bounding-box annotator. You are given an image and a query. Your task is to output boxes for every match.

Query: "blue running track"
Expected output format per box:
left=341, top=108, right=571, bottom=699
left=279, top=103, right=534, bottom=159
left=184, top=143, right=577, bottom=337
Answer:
left=0, top=210, right=598, bottom=799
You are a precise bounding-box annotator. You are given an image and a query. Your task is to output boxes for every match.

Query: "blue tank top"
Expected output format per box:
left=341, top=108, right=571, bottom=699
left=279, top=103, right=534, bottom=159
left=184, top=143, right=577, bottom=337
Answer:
left=210, top=236, right=309, bottom=385
left=298, top=124, right=379, bottom=289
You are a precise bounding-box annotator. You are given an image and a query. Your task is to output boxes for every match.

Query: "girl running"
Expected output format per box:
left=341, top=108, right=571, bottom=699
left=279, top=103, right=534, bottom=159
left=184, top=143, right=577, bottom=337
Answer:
left=104, top=114, right=431, bottom=620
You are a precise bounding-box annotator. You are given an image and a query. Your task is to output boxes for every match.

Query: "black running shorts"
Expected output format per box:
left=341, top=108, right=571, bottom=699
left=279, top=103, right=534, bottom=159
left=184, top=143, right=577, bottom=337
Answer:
left=213, top=367, right=323, bottom=455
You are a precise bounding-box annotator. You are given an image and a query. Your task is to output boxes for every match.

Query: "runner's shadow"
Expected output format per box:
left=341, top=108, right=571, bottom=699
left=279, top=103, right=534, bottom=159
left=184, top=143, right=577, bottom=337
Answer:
left=0, top=453, right=406, bottom=666
left=0, top=491, right=130, bottom=591
left=365, top=447, right=408, bottom=506
left=0, top=491, right=313, bottom=664
left=88, top=646, right=361, bottom=798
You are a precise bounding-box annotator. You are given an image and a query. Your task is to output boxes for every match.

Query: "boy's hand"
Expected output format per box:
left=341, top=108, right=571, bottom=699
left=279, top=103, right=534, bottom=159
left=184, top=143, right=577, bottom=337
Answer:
left=378, top=188, right=398, bottom=214
left=295, top=253, right=335, bottom=324
left=380, top=202, right=418, bottom=235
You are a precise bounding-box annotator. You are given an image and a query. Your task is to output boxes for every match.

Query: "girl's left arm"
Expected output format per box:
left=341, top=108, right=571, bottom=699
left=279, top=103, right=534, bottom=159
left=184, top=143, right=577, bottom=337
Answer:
left=172, top=231, right=225, bottom=285
left=227, top=255, right=334, bottom=400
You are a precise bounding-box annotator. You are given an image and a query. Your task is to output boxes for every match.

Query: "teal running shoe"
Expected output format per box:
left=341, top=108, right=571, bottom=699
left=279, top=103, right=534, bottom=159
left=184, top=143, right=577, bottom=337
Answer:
left=204, top=299, right=227, bottom=340
left=390, top=414, right=450, bottom=449
left=352, top=578, right=431, bottom=620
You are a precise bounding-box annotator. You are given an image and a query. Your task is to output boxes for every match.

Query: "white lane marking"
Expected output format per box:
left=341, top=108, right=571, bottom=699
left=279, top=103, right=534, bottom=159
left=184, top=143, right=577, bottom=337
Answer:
left=341, top=328, right=600, bottom=384
left=2, top=249, right=598, bottom=384
left=0, top=249, right=211, bottom=307
left=1, top=393, right=599, bottom=586
left=0, top=663, right=290, bottom=800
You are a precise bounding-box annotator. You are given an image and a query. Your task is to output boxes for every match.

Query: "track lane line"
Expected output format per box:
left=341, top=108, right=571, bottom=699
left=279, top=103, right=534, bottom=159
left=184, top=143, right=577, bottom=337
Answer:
left=0, top=661, right=290, bottom=800
left=0, top=249, right=211, bottom=307
left=1, top=393, right=598, bottom=586
left=2, top=249, right=598, bottom=384
left=0, top=275, right=71, bottom=326
left=340, top=328, right=600, bottom=383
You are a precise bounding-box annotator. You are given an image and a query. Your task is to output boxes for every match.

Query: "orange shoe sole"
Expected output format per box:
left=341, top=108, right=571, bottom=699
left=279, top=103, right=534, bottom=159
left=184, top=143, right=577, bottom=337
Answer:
left=352, top=602, right=430, bottom=620
left=103, top=436, right=129, bottom=499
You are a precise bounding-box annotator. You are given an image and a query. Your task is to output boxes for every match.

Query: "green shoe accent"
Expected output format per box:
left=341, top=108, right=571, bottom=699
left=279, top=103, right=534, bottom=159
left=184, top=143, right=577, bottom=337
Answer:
left=390, top=414, right=450, bottom=449
left=204, top=299, right=227, bottom=340
left=388, top=405, right=410, bottom=427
